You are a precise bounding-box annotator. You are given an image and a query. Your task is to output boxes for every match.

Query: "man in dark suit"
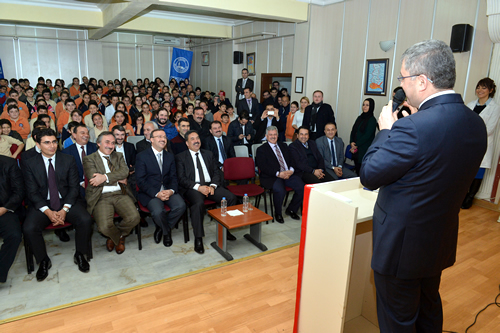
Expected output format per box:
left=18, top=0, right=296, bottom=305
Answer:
left=170, top=117, right=190, bottom=155
left=202, top=121, right=236, bottom=174
left=62, top=124, right=98, bottom=199
left=136, top=129, right=186, bottom=247
left=236, top=87, right=260, bottom=122
left=301, top=90, right=336, bottom=140
left=175, top=131, right=237, bottom=254
left=235, top=68, right=254, bottom=106
left=111, top=125, right=137, bottom=197
left=277, top=95, right=290, bottom=142
left=227, top=112, right=255, bottom=148
left=253, top=103, right=284, bottom=143
left=83, top=131, right=140, bottom=255
left=289, top=127, right=335, bottom=184
left=189, top=107, right=211, bottom=140
left=360, top=40, right=487, bottom=333
left=255, top=126, right=304, bottom=223
left=0, top=156, right=24, bottom=283
left=22, top=129, right=92, bottom=281
left=316, top=123, right=357, bottom=180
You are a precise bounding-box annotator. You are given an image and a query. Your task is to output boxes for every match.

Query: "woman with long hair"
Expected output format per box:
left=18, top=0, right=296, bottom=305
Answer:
left=132, top=112, right=145, bottom=136
left=292, top=96, right=309, bottom=135
left=109, top=110, right=135, bottom=137
left=350, top=98, right=377, bottom=175
left=89, top=112, right=107, bottom=143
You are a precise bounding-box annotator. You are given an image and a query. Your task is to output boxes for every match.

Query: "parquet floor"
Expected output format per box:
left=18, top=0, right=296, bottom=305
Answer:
left=2, top=205, right=500, bottom=332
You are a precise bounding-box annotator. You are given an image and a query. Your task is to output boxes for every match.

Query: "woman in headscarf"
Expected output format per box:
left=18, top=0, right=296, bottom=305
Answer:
left=350, top=98, right=377, bottom=175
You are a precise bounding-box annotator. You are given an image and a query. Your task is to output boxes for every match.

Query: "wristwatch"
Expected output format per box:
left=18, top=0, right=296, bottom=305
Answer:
left=62, top=206, right=70, bottom=213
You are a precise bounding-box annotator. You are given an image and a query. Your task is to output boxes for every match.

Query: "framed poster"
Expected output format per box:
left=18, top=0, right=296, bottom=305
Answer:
left=295, top=76, right=304, bottom=94
left=202, top=51, right=209, bottom=66
left=364, top=58, right=389, bottom=96
left=247, top=52, right=256, bottom=76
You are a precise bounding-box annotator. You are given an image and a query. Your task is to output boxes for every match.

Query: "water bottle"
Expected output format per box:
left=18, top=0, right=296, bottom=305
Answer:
left=221, top=197, right=227, bottom=216
left=243, top=194, right=249, bottom=212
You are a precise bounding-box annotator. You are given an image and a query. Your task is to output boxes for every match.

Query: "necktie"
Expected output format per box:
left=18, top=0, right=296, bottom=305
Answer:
left=48, top=158, right=61, bottom=211
left=81, top=146, right=89, bottom=188
left=218, top=138, right=227, bottom=161
left=274, top=145, right=286, bottom=172
left=195, top=152, right=206, bottom=185
left=247, top=99, right=251, bottom=109
left=157, top=152, right=163, bottom=173
left=103, top=156, right=127, bottom=194
left=330, top=139, right=337, bottom=167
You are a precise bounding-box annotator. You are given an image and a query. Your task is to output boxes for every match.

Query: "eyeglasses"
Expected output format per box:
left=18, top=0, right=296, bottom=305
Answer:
left=397, top=74, right=434, bottom=83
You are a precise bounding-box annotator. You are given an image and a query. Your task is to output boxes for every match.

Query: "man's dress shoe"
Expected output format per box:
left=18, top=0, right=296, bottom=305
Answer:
left=275, top=214, right=285, bottom=224
left=285, top=209, right=300, bottom=220
left=163, top=230, right=173, bottom=247
left=74, top=252, right=90, bottom=273
left=194, top=237, right=204, bottom=254
left=36, top=258, right=52, bottom=282
left=106, top=238, right=115, bottom=252
left=154, top=225, right=163, bottom=244
left=115, top=236, right=125, bottom=254
left=55, top=229, right=70, bottom=242
left=226, top=231, right=236, bottom=241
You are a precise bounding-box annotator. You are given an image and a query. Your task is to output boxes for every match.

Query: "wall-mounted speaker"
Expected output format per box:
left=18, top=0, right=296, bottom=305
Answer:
left=450, top=24, right=473, bottom=53
left=233, top=51, right=243, bottom=64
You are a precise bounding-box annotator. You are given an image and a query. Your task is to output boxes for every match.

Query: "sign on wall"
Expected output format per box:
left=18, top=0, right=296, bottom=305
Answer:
left=170, top=48, right=193, bottom=84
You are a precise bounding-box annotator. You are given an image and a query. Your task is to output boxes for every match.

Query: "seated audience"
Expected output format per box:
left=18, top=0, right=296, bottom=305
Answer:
left=6, top=105, right=30, bottom=140
left=202, top=121, right=236, bottom=179
left=255, top=126, right=304, bottom=223
left=57, top=98, right=77, bottom=133
left=30, top=105, right=56, bottom=132
left=220, top=113, right=230, bottom=135
left=133, top=113, right=145, bottom=136
left=0, top=118, right=23, bottom=142
left=154, top=108, right=178, bottom=140
left=83, top=131, right=140, bottom=255
left=1, top=90, right=29, bottom=119
left=109, top=111, right=135, bottom=137
left=25, top=119, right=47, bottom=150
left=89, top=112, right=108, bottom=143
left=0, top=128, right=24, bottom=158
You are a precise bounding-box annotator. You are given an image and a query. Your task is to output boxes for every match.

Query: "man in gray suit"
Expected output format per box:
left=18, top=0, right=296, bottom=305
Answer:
left=316, top=123, right=357, bottom=180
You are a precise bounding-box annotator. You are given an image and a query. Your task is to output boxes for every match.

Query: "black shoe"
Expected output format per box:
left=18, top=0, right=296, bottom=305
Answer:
left=55, top=229, right=70, bottom=242
left=154, top=225, right=163, bottom=244
left=194, top=237, right=204, bottom=254
left=285, top=209, right=300, bottom=220
left=461, top=196, right=474, bottom=209
left=74, top=252, right=90, bottom=273
left=36, top=258, right=52, bottom=282
left=163, top=230, right=173, bottom=247
left=226, top=231, right=236, bottom=241
left=140, top=218, right=149, bottom=228
left=275, top=214, right=285, bottom=224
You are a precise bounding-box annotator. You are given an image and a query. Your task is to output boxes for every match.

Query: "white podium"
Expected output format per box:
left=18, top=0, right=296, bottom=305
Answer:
left=293, top=178, right=379, bottom=333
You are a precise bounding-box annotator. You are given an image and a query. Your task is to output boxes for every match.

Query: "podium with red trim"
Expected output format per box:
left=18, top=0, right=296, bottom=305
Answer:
left=293, top=178, right=379, bottom=333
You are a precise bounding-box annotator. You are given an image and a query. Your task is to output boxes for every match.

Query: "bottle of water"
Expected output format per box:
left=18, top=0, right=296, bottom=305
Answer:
left=221, top=197, right=227, bottom=216
left=243, top=194, right=249, bottom=212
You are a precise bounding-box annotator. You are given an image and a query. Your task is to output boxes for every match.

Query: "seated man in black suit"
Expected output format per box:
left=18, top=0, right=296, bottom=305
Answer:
left=62, top=124, right=98, bottom=199
left=189, top=107, right=211, bottom=140
left=255, top=126, right=304, bottom=223
left=136, top=121, right=157, bottom=153
left=175, top=130, right=237, bottom=254
left=111, top=125, right=137, bottom=198
left=227, top=112, right=255, bottom=155
left=22, top=128, right=92, bottom=281
left=202, top=121, right=236, bottom=180
left=236, top=87, right=260, bottom=122
left=170, top=117, right=190, bottom=155
left=136, top=129, right=187, bottom=247
left=253, top=103, right=284, bottom=143
left=289, top=126, right=335, bottom=184
left=315, top=123, right=357, bottom=180
left=0, top=155, right=24, bottom=283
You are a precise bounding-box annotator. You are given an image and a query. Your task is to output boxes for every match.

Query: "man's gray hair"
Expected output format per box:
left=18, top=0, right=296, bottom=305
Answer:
left=266, top=126, right=278, bottom=135
left=145, top=121, right=158, bottom=129
left=401, top=39, right=456, bottom=89
left=96, top=131, right=114, bottom=145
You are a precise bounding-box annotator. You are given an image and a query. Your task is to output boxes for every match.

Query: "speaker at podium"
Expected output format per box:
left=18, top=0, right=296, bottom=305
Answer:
left=293, top=178, right=380, bottom=333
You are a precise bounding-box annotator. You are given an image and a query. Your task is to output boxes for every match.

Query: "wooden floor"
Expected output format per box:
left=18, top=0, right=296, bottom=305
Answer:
left=2, top=205, right=500, bottom=332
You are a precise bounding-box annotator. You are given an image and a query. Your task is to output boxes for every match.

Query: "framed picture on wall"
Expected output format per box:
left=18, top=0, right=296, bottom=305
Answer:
left=295, top=77, right=304, bottom=94
left=202, top=51, right=209, bottom=66
left=364, top=58, right=389, bottom=96
left=247, top=53, right=256, bottom=76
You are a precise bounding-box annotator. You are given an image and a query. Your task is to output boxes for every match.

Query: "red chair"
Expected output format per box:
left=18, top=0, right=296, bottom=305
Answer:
left=223, top=157, right=264, bottom=206
left=10, top=144, right=21, bottom=161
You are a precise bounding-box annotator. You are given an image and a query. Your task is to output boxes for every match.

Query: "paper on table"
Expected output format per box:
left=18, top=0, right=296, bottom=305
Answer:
left=227, top=209, right=244, bottom=216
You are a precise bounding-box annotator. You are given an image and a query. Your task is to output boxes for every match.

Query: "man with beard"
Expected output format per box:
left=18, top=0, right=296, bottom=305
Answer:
left=154, top=108, right=178, bottom=140
left=189, top=107, right=211, bottom=140
left=301, top=90, right=336, bottom=140
left=171, top=117, right=190, bottom=155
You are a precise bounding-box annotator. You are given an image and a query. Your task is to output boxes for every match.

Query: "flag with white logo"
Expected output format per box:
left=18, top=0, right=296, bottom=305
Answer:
left=169, top=48, right=193, bottom=83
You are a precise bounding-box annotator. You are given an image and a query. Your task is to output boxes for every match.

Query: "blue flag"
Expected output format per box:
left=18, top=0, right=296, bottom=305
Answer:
left=0, top=58, right=4, bottom=79
left=170, top=48, right=193, bottom=83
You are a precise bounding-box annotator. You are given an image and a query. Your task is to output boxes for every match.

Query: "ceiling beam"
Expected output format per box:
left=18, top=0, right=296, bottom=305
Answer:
left=88, top=1, right=152, bottom=39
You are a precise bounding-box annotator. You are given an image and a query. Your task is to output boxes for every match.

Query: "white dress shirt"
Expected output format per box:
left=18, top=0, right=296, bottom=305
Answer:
left=188, top=149, right=216, bottom=190
left=98, top=150, right=122, bottom=193
left=115, top=144, right=127, bottom=165
left=39, top=153, right=71, bottom=213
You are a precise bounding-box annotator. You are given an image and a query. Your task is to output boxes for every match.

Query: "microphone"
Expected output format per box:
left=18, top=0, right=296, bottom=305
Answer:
left=392, top=89, right=406, bottom=112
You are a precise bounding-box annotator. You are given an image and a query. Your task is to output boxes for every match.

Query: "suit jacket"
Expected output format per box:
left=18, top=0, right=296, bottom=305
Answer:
left=20, top=147, right=40, bottom=170
left=23, top=151, right=80, bottom=210
left=83, top=150, right=134, bottom=214
left=360, top=93, right=487, bottom=279
left=175, top=149, right=222, bottom=195
left=201, top=135, right=236, bottom=168
left=255, top=141, right=296, bottom=189
left=236, top=97, right=260, bottom=121
left=316, top=135, right=345, bottom=169
left=227, top=119, right=255, bottom=145
left=0, top=155, right=24, bottom=211
left=289, top=139, right=325, bottom=174
left=118, top=142, right=136, bottom=169
left=62, top=142, right=98, bottom=183
left=302, top=103, right=336, bottom=138
left=235, top=78, right=254, bottom=101
left=264, top=96, right=280, bottom=109
left=253, top=116, right=284, bottom=143
left=135, top=147, right=179, bottom=207
left=170, top=134, right=188, bottom=155
left=189, top=118, right=211, bottom=140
